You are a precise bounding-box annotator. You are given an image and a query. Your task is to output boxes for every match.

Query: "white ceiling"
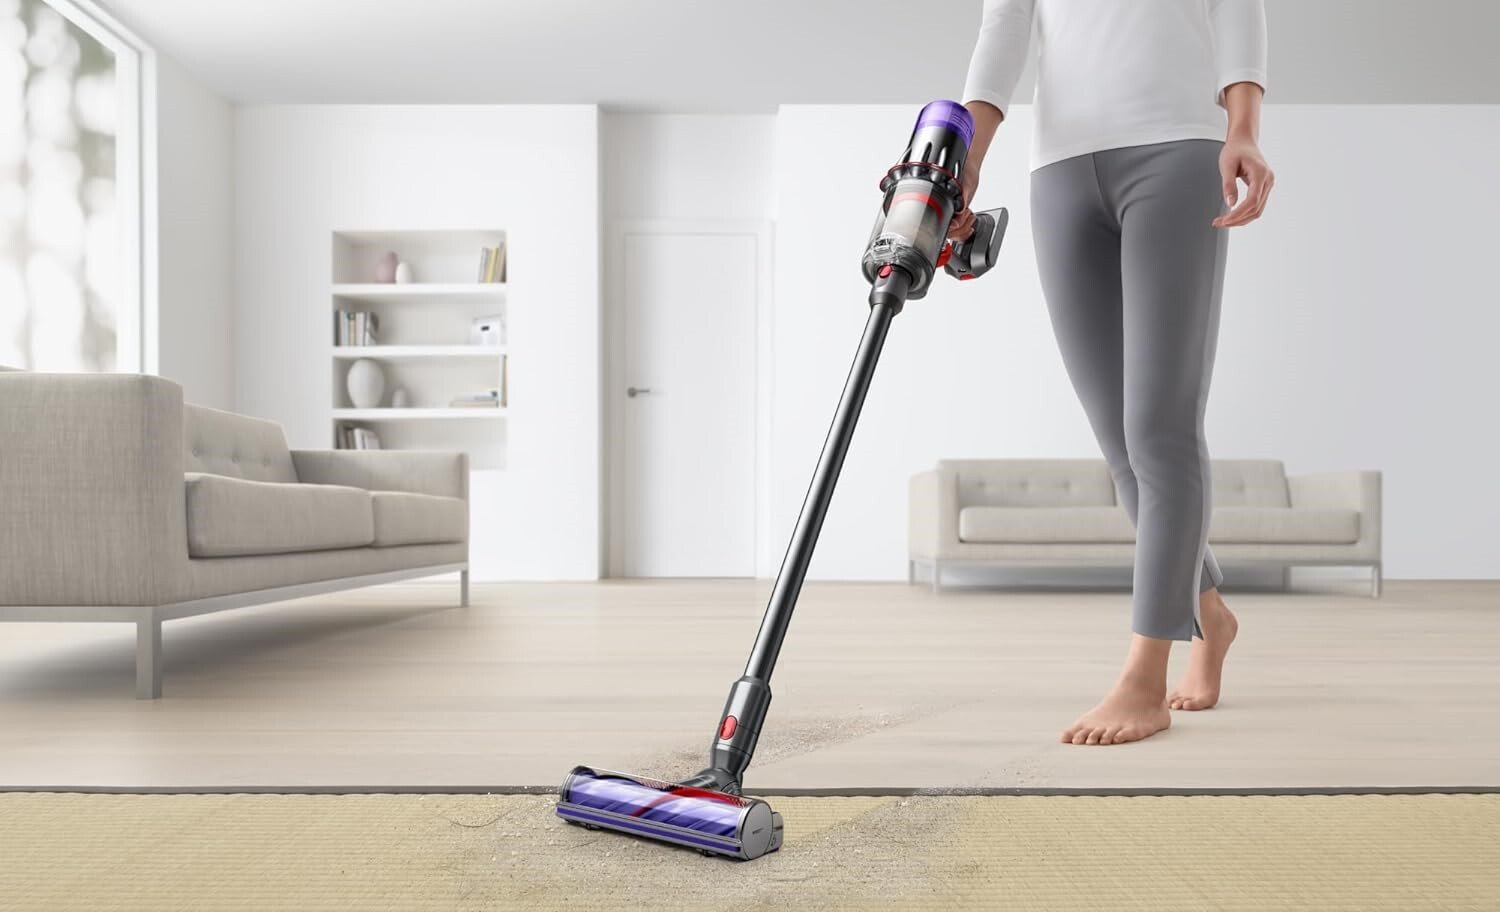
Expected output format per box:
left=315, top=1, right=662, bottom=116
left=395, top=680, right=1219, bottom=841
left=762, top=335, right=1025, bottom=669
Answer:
left=106, top=0, right=1500, bottom=109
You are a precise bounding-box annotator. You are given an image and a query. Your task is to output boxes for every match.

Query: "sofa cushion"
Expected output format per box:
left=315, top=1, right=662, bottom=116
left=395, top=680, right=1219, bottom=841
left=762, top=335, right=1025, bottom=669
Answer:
left=370, top=491, right=468, bottom=547
left=959, top=505, right=1360, bottom=546
left=184, top=405, right=297, bottom=483
left=1212, top=460, right=1290, bottom=508
left=959, top=506, right=1136, bottom=543
left=185, top=473, right=374, bottom=558
left=1209, top=507, right=1360, bottom=544
left=946, top=459, right=1116, bottom=508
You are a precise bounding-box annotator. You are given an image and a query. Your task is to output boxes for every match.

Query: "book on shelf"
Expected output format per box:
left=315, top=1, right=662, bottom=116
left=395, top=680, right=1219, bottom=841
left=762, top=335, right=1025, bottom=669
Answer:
left=336, top=424, right=382, bottom=450
left=335, top=310, right=379, bottom=346
left=449, top=386, right=503, bottom=409
left=477, top=243, right=507, bottom=284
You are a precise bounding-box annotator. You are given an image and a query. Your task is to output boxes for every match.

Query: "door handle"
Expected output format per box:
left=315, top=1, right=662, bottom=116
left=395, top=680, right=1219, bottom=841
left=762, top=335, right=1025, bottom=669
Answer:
left=627, top=386, right=653, bottom=398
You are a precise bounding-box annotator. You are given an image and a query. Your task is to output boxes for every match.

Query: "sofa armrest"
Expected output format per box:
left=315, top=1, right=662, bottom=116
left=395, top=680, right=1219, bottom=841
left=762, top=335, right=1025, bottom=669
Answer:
left=1288, top=470, right=1382, bottom=556
left=909, top=466, right=960, bottom=561
left=290, top=450, right=469, bottom=501
left=0, top=373, right=188, bottom=606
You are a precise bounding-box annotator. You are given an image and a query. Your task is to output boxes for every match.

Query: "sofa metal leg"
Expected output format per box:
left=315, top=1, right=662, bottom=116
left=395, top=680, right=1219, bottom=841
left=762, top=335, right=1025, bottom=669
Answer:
left=1371, top=564, right=1382, bottom=599
left=460, top=570, right=470, bottom=607
left=931, top=561, right=943, bottom=594
left=907, top=560, right=916, bottom=585
left=136, top=614, right=162, bottom=700
left=1281, top=566, right=1292, bottom=591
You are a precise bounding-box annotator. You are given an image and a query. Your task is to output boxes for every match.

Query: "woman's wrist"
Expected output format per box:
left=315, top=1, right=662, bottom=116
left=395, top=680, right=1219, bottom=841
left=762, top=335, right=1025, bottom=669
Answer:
left=964, top=100, right=1004, bottom=169
left=1222, top=82, right=1263, bottom=145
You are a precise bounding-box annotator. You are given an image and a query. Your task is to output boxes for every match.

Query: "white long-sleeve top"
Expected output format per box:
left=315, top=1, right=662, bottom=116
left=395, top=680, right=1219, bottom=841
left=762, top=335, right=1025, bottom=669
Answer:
left=962, top=0, right=1268, bottom=170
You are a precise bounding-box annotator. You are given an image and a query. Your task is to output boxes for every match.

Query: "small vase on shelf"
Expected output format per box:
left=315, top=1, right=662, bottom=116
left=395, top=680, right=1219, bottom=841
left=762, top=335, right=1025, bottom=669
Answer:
left=394, top=262, right=414, bottom=284
left=346, top=359, right=386, bottom=409
left=375, top=251, right=398, bottom=284
left=390, top=387, right=410, bottom=409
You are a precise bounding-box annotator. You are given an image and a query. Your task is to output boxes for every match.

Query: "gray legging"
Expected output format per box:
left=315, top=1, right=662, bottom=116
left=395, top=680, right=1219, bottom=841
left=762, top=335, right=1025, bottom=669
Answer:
left=1030, top=138, right=1229, bottom=641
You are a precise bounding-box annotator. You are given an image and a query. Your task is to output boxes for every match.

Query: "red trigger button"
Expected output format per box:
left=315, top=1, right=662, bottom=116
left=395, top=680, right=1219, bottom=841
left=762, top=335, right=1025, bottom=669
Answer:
left=878, top=264, right=892, bottom=278
left=719, top=716, right=738, bottom=740
left=936, top=244, right=953, bottom=268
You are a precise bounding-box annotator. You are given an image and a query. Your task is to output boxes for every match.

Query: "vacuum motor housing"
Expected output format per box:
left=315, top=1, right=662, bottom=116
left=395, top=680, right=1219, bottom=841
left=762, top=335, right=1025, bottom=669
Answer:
left=861, top=100, right=974, bottom=302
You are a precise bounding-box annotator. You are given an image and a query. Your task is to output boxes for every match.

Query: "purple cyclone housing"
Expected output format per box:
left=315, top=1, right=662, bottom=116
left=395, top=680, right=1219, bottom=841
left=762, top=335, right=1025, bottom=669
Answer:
left=915, top=99, right=975, bottom=148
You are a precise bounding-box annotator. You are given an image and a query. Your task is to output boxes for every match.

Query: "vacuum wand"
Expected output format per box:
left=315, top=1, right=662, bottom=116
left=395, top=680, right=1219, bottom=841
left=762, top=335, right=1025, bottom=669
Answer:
left=743, top=301, right=895, bottom=684
left=556, top=100, right=1008, bottom=860
left=684, top=101, right=1008, bottom=797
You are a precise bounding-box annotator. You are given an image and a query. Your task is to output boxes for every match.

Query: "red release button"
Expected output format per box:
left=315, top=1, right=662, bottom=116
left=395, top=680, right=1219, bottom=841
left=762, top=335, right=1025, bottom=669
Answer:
left=718, top=716, right=738, bottom=740
left=878, top=264, right=892, bottom=278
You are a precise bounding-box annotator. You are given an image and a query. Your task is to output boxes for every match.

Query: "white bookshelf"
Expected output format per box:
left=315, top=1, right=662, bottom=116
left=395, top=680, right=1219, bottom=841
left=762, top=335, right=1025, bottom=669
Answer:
left=333, top=407, right=508, bottom=421
left=332, top=283, right=508, bottom=302
left=332, top=345, right=507, bottom=360
left=331, top=229, right=509, bottom=468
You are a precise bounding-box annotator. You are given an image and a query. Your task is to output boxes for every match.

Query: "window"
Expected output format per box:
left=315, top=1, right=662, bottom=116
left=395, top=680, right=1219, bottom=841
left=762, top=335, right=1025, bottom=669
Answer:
left=0, top=0, right=142, bottom=372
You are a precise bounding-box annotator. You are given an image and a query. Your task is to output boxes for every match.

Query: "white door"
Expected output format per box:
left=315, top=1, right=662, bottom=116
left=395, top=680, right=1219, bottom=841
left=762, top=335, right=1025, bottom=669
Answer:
left=620, top=230, right=758, bottom=577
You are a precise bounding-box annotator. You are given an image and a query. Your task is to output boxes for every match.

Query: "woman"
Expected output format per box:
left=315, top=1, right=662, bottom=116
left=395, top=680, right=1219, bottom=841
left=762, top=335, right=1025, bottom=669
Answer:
left=953, top=0, right=1273, bottom=745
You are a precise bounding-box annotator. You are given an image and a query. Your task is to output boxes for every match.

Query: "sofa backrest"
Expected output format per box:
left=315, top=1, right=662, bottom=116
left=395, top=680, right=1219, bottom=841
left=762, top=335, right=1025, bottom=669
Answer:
left=939, top=458, right=1292, bottom=509
left=1211, top=459, right=1290, bottom=507
left=941, top=459, right=1117, bottom=507
left=184, top=404, right=297, bottom=483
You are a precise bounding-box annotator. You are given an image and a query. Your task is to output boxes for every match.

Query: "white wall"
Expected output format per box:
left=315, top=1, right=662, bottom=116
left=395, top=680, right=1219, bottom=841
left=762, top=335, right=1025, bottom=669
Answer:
left=601, top=114, right=775, bottom=221
left=233, top=105, right=601, bottom=580
left=152, top=52, right=234, bottom=410
left=772, top=104, right=1500, bottom=581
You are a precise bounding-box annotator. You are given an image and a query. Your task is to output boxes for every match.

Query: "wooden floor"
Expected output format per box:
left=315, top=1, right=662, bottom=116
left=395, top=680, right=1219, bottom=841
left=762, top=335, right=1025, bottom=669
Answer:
left=0, top=580, right=1496, bottom=791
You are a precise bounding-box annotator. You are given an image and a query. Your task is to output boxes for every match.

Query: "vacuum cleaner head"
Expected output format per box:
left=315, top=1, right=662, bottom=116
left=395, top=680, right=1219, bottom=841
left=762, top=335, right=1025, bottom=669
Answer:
left=556, top=766, right=784, bottom=860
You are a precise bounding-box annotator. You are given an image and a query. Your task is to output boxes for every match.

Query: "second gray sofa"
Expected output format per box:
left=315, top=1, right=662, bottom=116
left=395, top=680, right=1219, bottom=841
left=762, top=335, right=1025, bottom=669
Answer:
left=910, top=458, right=1382, bottom=596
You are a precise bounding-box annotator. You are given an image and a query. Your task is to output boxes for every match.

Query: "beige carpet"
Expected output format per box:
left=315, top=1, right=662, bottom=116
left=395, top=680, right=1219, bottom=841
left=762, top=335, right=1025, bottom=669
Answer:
left=0, top=793, right=1496, bottom=911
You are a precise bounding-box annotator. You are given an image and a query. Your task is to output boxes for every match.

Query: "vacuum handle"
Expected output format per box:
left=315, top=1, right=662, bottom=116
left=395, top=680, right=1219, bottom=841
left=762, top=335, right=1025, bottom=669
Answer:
left=944, top=207, right=1009, bottom=282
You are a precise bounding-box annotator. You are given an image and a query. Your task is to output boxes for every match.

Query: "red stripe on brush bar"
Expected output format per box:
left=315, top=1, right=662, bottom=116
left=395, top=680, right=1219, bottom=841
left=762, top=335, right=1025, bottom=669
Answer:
left=629, top=786, right=744, bottom=817
left=891, top=191, right=944, bottom=218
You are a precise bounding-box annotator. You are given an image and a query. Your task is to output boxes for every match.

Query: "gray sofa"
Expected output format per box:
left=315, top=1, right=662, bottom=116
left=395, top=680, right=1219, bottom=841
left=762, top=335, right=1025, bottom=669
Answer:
left=909, top=459, right=1382, bottom=596
left=0, top=373, right=470, bottom=697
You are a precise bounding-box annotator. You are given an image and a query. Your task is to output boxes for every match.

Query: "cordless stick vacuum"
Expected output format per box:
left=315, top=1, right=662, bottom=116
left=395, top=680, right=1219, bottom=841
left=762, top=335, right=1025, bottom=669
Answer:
left=555, top=100, right=1009, bottom=861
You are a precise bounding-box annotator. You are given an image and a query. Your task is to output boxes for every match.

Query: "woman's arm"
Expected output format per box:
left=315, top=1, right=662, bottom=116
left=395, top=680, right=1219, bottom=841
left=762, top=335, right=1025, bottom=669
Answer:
left=1215, top=83, right=1273, bottom=227
left=950, top=101, right=1004, bottom=238
left=951, top=0, right=1035, bottom=238
left=1211, top=0, right=1273, bottom=227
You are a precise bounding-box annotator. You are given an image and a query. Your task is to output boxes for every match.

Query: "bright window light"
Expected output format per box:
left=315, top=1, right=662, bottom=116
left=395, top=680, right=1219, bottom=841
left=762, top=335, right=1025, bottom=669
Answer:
left=0, top=0, right=141, bottom=372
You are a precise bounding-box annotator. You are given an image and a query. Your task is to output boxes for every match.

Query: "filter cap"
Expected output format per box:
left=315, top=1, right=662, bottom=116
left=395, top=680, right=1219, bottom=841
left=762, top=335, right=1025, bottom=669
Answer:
left=915, top=100, right=975, bottom=148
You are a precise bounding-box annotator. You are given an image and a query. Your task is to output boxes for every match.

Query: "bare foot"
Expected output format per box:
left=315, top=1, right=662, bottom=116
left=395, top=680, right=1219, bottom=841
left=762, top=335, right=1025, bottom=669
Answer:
left=1169, top=590, right=1239, bottom=711
left=1060, top=677, right=1172, bottom=746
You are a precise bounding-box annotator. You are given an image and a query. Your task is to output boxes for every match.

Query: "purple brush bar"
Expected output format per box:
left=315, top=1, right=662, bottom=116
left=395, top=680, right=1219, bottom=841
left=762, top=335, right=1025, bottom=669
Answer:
left=560, top=767, right=746, bottom=837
